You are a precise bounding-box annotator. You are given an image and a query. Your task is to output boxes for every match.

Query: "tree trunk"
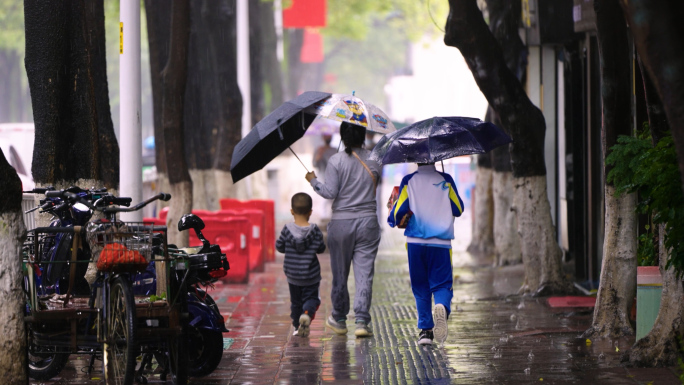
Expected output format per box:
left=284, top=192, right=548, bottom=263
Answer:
left=144, top=1, right=172, bottom=214
left=185, top=0, right=218, bottom=210
left=249, top=0, right=264, bottom=127
left=0, top=150, right=27, bottom=382
left=620, top=1, right=684, bottom=199
left=493, top=168, right=521, bottom=266
left=444, top=0, right=567, bottom=294
left=584, top=187, right=636, bottom=339
left=638, top=58, right=669, bottom=146
left=259, top=0, right=284, bottom=112
left=162, top=0, right=192, bottom=247
left=285, top=29, right=305, bottom=100
left=145, top=0, right=170, bottom=178
left=583, top=0, right=637, bottom=341
left=25, top=0, right=118, bottom=190
left=467, top=154, right=495, bottom=258
left=485, top=0, right=525, bottom=266
left=208, top=0, right=245, bottom=198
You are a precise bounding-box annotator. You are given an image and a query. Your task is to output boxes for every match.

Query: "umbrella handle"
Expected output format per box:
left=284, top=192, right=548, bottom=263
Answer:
left=441, top=160, right=445, bottom=173
left=289, top=147, right=310, bottom=173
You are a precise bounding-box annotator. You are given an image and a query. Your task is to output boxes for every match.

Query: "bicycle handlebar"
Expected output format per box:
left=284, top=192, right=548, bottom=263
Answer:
left=101, top=193, right=171, bottom=213
left=33, top=187, right=170, bottom=216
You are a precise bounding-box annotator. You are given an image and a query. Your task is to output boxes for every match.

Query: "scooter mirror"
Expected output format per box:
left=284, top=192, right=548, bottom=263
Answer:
left=178, top=213, right=206, bottom=232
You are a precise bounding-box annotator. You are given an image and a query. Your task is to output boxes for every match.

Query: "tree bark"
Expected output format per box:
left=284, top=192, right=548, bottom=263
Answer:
left=467, top=157, right=495, bottom=258
left=620, top=1, right=684, bottom=199
left=207, top=0, right=245, bottom=199
left=0, top=150, right=27, bottom=381
left=144, top=1, right=172, bottom=214
left=259, top=0, right=284, bottom=112
left=493, top=168, right=521, bottom=265
left=485, top=0, right=524, bottom=266
left=162, top=0, right=192, bottom=247
left=145, top=0, right=170, bottom=177
left=25, top=0, right=118, bottom=190
left=249, top=0, right=264, bottom=127
left=285, top=29, right=305, bottom=100
left=444, top=0, right=567, bottom=294
left=583, top=0, right=638, bottom=341
left=638, top=58, right=669, bottom=146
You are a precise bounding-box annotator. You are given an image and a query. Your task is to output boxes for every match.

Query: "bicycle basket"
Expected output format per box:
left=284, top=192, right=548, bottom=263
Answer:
left=86, top=221, right=154, bottom=273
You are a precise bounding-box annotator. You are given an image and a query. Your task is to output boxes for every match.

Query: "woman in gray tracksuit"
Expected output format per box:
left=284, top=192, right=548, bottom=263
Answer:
left=305, top=122, right=381, bottom=338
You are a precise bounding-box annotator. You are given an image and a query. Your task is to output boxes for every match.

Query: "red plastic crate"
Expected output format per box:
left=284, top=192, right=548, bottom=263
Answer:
left=220, top=199, right=276, bottom=262
left=218, top=209, right=265, bottom=272
left=187, top=217, right=251, bottom=284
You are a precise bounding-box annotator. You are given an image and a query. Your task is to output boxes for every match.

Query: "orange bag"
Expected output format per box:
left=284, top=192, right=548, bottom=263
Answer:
left=387, top=186, right=412, bottom=229
left=97, top=243, right=147, bottom=271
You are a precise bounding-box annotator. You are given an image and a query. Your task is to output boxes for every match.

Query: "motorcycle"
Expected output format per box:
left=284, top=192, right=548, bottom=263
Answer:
left=133, top=213, right=230, bottom=378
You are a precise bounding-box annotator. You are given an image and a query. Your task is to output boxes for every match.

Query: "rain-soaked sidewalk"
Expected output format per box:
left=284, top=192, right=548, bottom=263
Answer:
left=33, top=229, right=681, bottom=384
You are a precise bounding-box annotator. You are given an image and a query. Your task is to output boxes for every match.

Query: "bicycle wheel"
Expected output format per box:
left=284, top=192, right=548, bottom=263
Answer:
left=103, top=276, right=137, bottom=385
left=27, top=331, right=70, bottom=381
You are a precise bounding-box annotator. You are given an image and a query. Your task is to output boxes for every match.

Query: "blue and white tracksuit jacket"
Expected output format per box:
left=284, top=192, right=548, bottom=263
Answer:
left=387, top=164, right=464, bottom=245
left=387, top=164, right=464, bottom=330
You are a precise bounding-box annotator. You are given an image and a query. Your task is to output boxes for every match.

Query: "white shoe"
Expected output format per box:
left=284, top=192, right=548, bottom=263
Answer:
left=292, top=328, right=299, bottom=336
left=298, top=313, right=311, bottom=338
left=433, top=304, right=448, bottom=344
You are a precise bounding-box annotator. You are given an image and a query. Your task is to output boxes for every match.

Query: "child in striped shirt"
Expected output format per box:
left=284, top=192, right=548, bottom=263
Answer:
left=276, top=192, right=326, bottom=337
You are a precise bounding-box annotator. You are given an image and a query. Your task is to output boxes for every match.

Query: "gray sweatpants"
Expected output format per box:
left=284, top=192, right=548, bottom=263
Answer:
left=327, top=216, right=381, bottom=324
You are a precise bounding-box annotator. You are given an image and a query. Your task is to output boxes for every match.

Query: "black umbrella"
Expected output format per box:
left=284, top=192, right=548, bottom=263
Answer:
left=369, top=116, right=512, bottom=165
left=230, top=91, right=331, bottom=183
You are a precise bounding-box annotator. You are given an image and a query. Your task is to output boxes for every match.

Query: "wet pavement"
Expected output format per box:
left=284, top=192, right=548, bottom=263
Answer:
left=31, top=228, right=682, bottom=384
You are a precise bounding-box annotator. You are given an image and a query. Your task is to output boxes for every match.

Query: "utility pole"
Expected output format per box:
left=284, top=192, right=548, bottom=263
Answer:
left=237, top=0, right=252, bottom=195
left=119, top=0, right=143, bottom=220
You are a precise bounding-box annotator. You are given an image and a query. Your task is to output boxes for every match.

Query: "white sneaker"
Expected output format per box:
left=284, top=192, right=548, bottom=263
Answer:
left=433, top=304, right=448, bottom=344
left=298, top=313, right=311, bottom=338
left=292, top=328, right=299, bottom=336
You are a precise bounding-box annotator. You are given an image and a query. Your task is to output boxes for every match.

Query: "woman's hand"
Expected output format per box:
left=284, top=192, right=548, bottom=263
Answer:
left=305, top=171, right=317, bottom=182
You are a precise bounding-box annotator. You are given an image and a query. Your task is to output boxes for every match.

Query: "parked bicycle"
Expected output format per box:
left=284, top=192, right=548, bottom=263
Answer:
left=22, top=187, right=190, bottom=385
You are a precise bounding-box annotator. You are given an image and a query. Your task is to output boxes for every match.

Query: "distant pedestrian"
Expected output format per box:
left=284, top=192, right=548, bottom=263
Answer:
left=313, top=134, right=338, bottom=182
left=306, top=122, right=381, bottom=338
left=388, top=163, right=464, bottom=344
left=276, top=192, right=326, bottom=338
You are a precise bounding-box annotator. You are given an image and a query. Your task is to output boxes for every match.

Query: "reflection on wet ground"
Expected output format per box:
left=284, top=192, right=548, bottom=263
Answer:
left=31, top=230, right=681, bottom=384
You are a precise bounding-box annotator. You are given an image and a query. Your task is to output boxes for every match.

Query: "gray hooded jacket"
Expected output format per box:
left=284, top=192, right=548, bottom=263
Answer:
left=275, top=223, right=325, bottom=286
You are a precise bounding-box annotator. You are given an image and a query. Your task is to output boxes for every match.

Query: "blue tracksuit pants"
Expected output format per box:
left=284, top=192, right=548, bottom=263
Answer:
left=407, top=243, right=453, bottom=330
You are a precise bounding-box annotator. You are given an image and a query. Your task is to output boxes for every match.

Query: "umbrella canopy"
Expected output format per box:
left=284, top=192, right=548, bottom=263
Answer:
left=231, top=91, right=397, bottom=183
left=230, top=91, right=330, bottom=182
left=303, top=93, right=395, bottom=135
left=369, top=116, right=512, bottom=165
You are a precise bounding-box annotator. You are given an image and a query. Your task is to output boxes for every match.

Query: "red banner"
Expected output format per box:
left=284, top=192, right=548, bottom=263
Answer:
left=283, top=0, right=326, bottom=28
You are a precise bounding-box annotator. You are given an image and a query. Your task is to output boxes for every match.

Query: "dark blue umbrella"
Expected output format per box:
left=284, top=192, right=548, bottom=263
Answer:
left=230, top=91, right=331, bottom=182
left=369, top=116, right=512, bottom=165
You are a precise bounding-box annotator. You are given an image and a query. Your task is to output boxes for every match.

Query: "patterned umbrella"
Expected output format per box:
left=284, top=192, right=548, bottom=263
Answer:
left=303, top=93, right=395, bottom=134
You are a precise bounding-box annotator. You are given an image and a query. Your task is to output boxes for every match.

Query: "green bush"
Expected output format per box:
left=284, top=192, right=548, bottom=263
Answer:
left=606, top=126, right=684, bottom=276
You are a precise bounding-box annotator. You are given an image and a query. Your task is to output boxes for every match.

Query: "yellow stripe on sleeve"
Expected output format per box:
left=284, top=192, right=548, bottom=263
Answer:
left=448, top=183, right=462, bottom=214
left=393, top=185, right=410, bottom=219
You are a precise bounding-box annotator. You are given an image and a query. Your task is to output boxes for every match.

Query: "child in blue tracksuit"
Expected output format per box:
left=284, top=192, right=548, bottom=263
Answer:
left=388, top=163, right=464, bottom=345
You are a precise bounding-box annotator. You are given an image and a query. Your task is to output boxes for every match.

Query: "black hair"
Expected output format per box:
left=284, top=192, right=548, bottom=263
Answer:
left=291, top=192, right=313, bottom=215
left=340, top=122, right=366, bottom=155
